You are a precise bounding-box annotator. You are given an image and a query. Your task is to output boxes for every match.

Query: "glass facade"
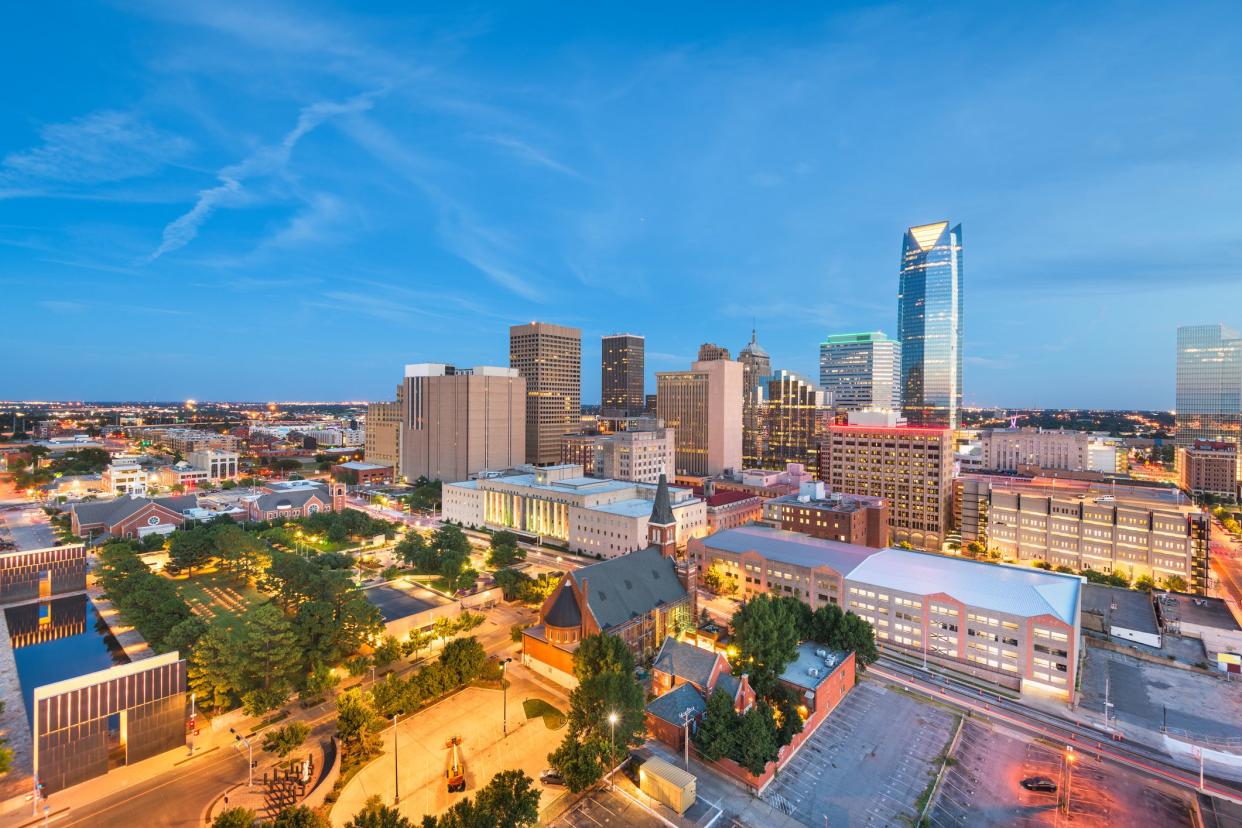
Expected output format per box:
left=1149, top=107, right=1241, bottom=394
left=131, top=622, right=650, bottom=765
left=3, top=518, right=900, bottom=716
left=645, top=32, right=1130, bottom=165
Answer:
left=739, top=329, right=772, bottom=468
left=819, top=331, right=901, bottom=411
left=898, top=222, right=963, bottom=428
left=755, top=370, right=832, bottom=470
left=601, top=334, right=645, bottom=415
left=1175, top=324, right=1242, bottom=452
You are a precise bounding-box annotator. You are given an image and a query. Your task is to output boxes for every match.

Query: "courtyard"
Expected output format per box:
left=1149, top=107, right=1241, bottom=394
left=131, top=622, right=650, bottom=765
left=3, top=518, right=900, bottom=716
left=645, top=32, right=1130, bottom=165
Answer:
left=170, top=569, right=266, bottom=619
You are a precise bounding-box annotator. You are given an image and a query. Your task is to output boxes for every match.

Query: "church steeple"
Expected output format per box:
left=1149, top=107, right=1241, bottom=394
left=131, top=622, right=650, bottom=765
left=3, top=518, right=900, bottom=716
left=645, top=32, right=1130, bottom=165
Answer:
left=648, top=474, right=677, bottom=558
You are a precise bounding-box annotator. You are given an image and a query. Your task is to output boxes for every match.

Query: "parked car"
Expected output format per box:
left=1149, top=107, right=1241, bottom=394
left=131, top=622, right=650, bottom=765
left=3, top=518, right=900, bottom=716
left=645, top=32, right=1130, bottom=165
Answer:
left=1020, top=776, right=1058, bottom=793
left=539, top=769, right=565, bottom=787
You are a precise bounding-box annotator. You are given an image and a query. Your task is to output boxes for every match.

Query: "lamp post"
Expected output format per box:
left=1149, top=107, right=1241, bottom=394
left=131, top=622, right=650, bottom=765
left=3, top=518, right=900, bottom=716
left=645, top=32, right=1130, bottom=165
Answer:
left=1063, top=746, right=1075, bottom=817
left=608, top=711, right=619, bottom=762
left=501, top=658, right=513, bottom=736
left=393, top=714, right=400, bottom=805
left=230, top=728, right=253, bottom=788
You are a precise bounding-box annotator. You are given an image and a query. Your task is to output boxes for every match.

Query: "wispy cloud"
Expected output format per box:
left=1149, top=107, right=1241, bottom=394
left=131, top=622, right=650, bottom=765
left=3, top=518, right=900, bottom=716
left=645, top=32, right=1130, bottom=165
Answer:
left=478, top=134, right=583, bottom=179
left=37, top=298, right=187, bottom=316
left=303, top=290, right=451, bottom=323
left=148, top=92, right=379, bottom=261
left=2, top=111, right=192, bottom=186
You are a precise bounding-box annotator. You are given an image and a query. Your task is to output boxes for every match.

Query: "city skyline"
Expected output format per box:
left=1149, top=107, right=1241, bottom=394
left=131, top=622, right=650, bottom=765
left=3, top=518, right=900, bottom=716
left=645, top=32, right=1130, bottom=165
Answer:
left=5, top=3, right=1242, bottom=407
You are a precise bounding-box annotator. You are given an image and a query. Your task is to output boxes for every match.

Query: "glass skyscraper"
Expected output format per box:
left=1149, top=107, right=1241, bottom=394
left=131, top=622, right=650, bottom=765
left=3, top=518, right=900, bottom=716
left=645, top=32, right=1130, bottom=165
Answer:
left=1175, top=324, right=1242, bottom=450
left=898, top=221, right=963, bottom=428
left=819, top=331, right=901, bottom=411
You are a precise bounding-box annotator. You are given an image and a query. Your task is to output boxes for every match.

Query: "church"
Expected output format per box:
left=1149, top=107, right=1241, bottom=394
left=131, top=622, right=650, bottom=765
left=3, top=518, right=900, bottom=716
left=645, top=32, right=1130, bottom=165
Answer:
left=520, top=475, right=698, bottom=686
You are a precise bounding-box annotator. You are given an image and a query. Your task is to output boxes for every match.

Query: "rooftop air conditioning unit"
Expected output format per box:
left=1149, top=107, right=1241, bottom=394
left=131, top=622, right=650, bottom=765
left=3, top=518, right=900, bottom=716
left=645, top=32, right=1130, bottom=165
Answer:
left=807, top=667, right=820, bottom=677
left=815, top=648, right=828, bottom=658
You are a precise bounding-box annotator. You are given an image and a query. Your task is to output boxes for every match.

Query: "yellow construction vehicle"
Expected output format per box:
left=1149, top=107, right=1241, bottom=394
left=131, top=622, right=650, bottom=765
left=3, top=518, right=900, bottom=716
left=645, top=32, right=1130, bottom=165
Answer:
left=445, top=736, right=466, bottom=792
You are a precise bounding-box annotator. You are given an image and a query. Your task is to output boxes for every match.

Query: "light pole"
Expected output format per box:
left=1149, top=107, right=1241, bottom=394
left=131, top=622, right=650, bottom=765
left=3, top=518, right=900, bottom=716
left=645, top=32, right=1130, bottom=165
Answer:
left=393, top=714, right=400, bottom=805
left=1063, top=746, right=1075, bottom=816
left=501, top=658, right=513, bottom=736
left=230, top=728, right=253, bottom=788
left=608, top=711, right=618, bottom=762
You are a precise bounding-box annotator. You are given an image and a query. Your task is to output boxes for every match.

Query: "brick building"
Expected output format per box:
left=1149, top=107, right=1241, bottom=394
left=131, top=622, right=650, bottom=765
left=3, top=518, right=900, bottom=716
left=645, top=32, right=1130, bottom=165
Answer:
left=761, top=482, right=889, bottom=548
left=70, top=494, right=198, bottom=541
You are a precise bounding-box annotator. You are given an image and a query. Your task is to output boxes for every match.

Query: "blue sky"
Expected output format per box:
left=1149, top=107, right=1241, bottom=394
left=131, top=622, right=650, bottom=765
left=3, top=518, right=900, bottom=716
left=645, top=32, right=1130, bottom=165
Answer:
left=3, top=2, right=1240, bottom=407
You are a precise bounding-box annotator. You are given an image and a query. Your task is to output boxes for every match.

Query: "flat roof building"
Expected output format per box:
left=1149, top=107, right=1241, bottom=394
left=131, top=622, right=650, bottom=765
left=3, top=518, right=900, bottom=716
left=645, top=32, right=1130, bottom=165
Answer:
left=602, top=333, right=645, bottom=415
left=657, top=359, right=743, bottom=477
left=762, top=481, right=889, bottom=548
left=819, top=332, right=900, bottom=412
left=511, top=322, right=581, bottom=466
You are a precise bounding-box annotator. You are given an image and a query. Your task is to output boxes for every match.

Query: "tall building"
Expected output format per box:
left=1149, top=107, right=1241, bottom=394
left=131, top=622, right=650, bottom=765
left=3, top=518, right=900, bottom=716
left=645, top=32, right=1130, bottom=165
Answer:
left=1178, top=441, right=1238, bottom=502
left=510, top=322, right=582, bottom=465
left=819, top=410, right=953, bottom=551
left=819, top=332, right=901, bottom=412
left=697, top=343, right=732, bottom=362
left=1176, top=324, right=1242, bottom=464
left=738, top=327, right=772, bottom=468
left=755, top=370, right=832, bottom=471
left=898, top=221, right=963, bottom=428
left=601, top=333, right=645, bottom=415
left=399, top=364, right=526, bottom=482
left=594, top=427, right=677, bottom=483
left=365, top=398, right=402, bottom=471
left=656, top=359, right=744, bottom=476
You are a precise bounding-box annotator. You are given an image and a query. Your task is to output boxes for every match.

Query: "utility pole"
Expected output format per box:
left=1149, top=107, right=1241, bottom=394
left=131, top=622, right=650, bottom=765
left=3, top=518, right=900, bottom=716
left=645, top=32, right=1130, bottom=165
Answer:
left=230, top=728, right=253, bottom=788
left=501, top=658, right=513, bottom=736
left=678, top=707, right=696, bottom=769
left=1063, top=746, right=1075, bottom=817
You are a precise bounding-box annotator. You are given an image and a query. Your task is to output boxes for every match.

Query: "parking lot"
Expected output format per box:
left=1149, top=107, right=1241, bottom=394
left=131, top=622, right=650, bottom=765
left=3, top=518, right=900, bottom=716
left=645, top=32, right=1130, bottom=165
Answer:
left=762, top=680, right=958, bottom=826
left=0, top=506, right=55, bottom=551
left=549, top=785, right=668, bottom=828
left=928, top=719, right=1193, bottom=827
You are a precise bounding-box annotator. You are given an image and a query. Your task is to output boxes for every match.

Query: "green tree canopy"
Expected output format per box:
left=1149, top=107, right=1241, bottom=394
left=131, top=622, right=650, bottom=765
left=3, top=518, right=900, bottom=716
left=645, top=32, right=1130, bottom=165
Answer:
left=729, top=595, right=801, bottom=695
left=345, top=795, right=411, bottom=828
left=693, top=688, right=740, bottom=761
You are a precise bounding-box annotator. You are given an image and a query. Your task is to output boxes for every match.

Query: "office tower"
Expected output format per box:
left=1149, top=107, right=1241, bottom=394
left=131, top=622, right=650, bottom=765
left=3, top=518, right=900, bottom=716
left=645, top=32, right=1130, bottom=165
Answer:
left=645, top=394, right=658, bottom=414
left=898, top=221, right=963, bottom=428
left=697, top=343, right=732, bottom=361
left=1176, top=324, right=1242, bottom=458
left=819, top=411, right=953, bottom=551
left=399, top=364, right=526, bottom=482
left=819, top=332, right=901, bottom=411
left=365, top=398, right=402, bottom=471
left=601, top=333, right=645, bottom=415
left=594, top=426, right=677, bottom=483
left=510, top=322, right=582, bottom=465
left=656, top=359, right=744, bottom=476
left=755, top=370, right=832, bottom=471
left=739, top=327, right=772, bottom=467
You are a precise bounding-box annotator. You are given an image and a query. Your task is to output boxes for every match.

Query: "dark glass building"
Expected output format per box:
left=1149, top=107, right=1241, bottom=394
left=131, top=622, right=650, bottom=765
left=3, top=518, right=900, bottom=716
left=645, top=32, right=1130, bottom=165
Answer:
left=898, top=221, right=963, bottom=428
left=601, top=333, right=645, bottom=415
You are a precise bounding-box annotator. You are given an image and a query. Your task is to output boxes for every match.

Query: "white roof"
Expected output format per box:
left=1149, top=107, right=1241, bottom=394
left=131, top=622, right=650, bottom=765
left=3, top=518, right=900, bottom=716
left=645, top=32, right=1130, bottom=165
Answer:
left=846, top=548, right=1082, bottom=625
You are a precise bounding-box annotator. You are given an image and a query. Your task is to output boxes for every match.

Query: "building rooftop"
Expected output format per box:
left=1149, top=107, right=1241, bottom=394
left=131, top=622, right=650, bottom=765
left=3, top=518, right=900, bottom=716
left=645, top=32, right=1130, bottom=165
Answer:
left=779, top=642, right=851, bottom=692
left=645, top=682, right=707, bottom=726
left=652, top=636, right=719, bottom=689
left=570, top=545, right=688, bottom=630
left=1082, top=584, right=1160, bottom=637
left=334, top=461, right=390, bottom=471
left=701, top=525, right=880, bottom=575
left=704, top=489, right=760, bottom=508
left=766, top=492, right=884, bottom=513
left=848, top=549, right=1082, bottom=625
left=1159, top=592, right=1241, bottom=632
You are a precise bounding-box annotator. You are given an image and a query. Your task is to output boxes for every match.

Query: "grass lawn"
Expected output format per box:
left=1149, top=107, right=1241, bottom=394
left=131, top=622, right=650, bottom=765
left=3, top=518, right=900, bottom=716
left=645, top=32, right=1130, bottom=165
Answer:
left=522, top=698, right=567, bottom=729
left=170, top=568, right=266, bottom=620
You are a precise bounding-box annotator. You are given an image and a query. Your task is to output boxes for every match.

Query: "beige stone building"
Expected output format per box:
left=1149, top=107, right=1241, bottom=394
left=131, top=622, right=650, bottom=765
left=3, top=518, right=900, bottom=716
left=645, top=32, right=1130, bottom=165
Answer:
left=594, top=427, right=676, bottom=483
left=979, top=427, right=1089, bottom=472
left=656, top=359, right=743, bottom=477
left=510, top=322, right=582, bottom=466
left=817, top=411, right=953, bottom=551
left=1179, top=440, right=1238, bottom=501
left=364, top=398, right=402, bottom=472
left=398, top=364, right=525, bottom=483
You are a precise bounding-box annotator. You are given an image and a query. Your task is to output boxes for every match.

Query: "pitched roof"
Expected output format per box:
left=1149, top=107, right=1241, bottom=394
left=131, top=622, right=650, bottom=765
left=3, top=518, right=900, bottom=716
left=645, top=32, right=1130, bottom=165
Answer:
left=71, top=494, right=198, bottom=527
left=252, top=488, right=326, bottom=511
left=650, top=474, right=675, bottom=525
left=714, top=671, right=742, bottom=701
left=545, top=585, right=583, bottom=628
left=652, top=637, right=719, bottom=689
left=645, top=682, right=706, bottom=726
left=570, top=546, right=687, bottom=630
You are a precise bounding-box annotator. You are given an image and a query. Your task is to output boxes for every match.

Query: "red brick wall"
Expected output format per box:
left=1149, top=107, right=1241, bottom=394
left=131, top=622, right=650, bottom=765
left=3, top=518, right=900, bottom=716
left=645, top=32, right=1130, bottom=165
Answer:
left=522, top=632, right=576, bottom=677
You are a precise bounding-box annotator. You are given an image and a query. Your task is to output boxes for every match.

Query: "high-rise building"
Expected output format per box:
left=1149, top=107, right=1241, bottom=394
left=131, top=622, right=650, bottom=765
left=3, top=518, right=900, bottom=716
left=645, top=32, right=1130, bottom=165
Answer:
left=697, top=343, right=732, bottom=362
left=656, top=359, right=744, bottom=476
left=365, top=398, right=402, bottom=471
left=819, top=331, right=901, bottom=412
left=594, top=427, right=677, bottom=483
left=1179, top=440, right=1238, bottom=502
left=755, top=370, right=832, bottom=471
left=898, top=221, right=963, bottom=428
left=738, top=327, right=772, bottom=468
left=1176, top=324, right=1242, bottom=464
left=510, top=322, right=582, bottom=465
left=601, top=333, right=645, bottom=415
left=399, top=364, right=526, bottom=482
left=819, top=410, right=953, bottom=551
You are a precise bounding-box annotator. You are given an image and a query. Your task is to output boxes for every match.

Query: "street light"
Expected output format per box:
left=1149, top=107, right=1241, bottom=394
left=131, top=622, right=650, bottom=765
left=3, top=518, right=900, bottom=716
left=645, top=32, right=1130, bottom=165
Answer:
left=501, top=658, right=513, bottom=736
left=230, top=727, right=253, bottom=788
left=1063, top=746, right=1076, bottom=816
left=608, top=711, right=619, bottom=760
left=392, top=713, right=400, bottom=805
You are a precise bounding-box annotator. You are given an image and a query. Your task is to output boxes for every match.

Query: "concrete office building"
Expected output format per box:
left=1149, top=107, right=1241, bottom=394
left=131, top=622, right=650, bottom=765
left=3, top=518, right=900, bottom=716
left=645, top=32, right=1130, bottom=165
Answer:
left=511, top=322, right=582, bottom=466
left=898, top=222, right=964, bottom=428
left=739, top=328, right=772, bottom=467
left=754, top=369, right=832, bottom=471
left=187, top=448, right=238, bottom=480
left=1179, top=440, right=1238, bottom=501
left=1176, top=324, right=1242, bottom=457
left=594, top=427, right=677, bottom=483
left=980, top=428, right=1090, bottom=472
left=819, top=332, right=901, bottom=412
left=443, top=463, right=706, bottom=558
left=697, top=343, right=731, bottom=362
left=398, top=364, right=525, bottom=484
left=656, top=359, right=744, bottom=477
left=690, top=525, right=1082, bottom=697
left=762, top=481, right=889, bottom=548
left=957, top=474, right=1210, bottom=594
left=602, top=334, right=645, bottom=415
left=364, top=399, right=402, bottom=471
left=818, top=411, right=953, bottom=551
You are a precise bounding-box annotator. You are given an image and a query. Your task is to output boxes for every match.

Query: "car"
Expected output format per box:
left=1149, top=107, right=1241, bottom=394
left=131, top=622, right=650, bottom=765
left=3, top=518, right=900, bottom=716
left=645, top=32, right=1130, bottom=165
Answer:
left=539, top=769, right=566, bottom=787
left=1020, top=776, right=1058, bottom=793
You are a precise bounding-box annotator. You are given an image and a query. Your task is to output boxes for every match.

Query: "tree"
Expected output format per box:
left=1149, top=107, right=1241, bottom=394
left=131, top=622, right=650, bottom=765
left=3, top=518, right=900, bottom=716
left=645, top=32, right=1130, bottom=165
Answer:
left=271, top=806, right=329, bottom=828
left=729, top=595, right=800, bottom=695
left=573, top=632, right=635, bottom=677
left=693, top=689, right=740, bottom=761
left=403, top=629, right=433, bottom=660
left=439, top=637, right=487, bottom=686
left=168, top=526, right=216, bottom=578
left=346, top=795, right=411, bottom=828
left=396, top=532, right=434, bottom=570
left=701, top=563, right=736, bottom=596
left=487, top=531, right=525, bottom=568
left=262, top=721, right=310, bottom=759
left=964, top=540, right=987, bottom=558
left=238, top=603, right=301, bottom=692
left=769, top=683, right=805, bottom=747
left=471, top=769, right=541, bottom=827
left=734, top=701, right=780, bottom=775
left=1162, top=574, right=1188, bottom=592
left=1134, top=574, right=1156, bottom=591
left=372, top=635, right=402, bottom=669
left=337, top=689, right=385, bottom=767
left=212, top=807, right=257, bottom=828
left=547, top=736, right=605, bottom=794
